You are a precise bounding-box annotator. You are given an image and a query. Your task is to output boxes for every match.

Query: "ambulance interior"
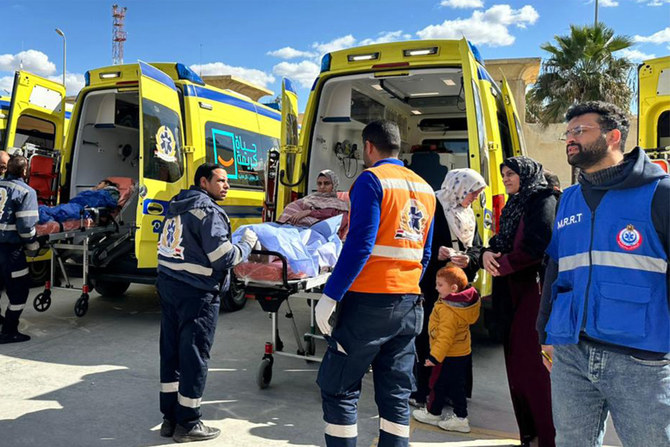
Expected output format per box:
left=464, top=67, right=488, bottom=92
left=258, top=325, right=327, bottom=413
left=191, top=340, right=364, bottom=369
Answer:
left=306, top=68, right=473, bottom=194
left=68, top=90, right=140, bottom=222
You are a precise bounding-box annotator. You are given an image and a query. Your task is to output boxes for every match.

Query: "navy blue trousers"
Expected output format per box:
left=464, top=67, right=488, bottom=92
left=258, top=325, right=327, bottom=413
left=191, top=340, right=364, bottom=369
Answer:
left=0, top=244, right=30, bottom=334
left=157, top=274, right=220, bottom=429
left=317, top=292, right=423, bottom=447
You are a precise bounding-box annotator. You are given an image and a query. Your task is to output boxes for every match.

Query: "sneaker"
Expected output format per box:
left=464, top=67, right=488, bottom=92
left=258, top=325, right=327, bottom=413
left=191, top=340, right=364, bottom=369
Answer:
left=159, top=419, right=175, bottom=437
left=408, top=397, right=426, bottom=409
left=173, top=421, right=221, bottom=443
left=0, top=332, right=31, bottom=344
left=438, top=414, right=470, bottom=433
left=412, top=407, right=442, bottom=426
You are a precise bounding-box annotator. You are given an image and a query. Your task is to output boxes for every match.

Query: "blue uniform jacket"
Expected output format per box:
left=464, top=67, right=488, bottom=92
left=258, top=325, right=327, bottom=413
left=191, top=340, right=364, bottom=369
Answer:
left=0, top=175, right=39, bottom=253
left=157, top=186, right=253, bottom=292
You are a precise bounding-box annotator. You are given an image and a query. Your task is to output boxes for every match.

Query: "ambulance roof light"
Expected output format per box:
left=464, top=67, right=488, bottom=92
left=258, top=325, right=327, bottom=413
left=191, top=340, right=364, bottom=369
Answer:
left=99, top=72, right=120, bottom=79
left=176, top=63, right=205, bottom=85
left=467, top=41, right=484, bottom=66
left=321, top=53, right=331, bottom=72
left=403, top=47, right=438, bottom=57
left=347, top=52, right=380, bottom=62
left=84, top=71, right=90, bottom=86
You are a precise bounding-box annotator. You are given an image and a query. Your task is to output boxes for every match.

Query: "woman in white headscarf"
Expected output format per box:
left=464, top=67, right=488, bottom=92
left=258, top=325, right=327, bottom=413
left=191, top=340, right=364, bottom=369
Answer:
left=410, top=168, right=487, bottom=408
left=277, top=169, right=349, bottom=237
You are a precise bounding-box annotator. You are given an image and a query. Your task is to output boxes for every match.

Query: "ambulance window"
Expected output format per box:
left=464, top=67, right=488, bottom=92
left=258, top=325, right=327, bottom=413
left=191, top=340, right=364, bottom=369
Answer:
left=142, top=98, right=184, bottom=183
left=13, top=115, right=55, bottom=150
left=204, top=121, right=277, bottom=189
left=658, top=111, right=670, bottom=148
left=496, top=107, right=514, bottom=160
left=471, top=81, right=489, bottom=181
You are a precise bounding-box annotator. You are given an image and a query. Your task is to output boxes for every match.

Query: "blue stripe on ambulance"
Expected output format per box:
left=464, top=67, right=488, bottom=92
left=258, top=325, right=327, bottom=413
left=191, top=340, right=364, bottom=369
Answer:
left=139, top=61, right=178, bottom=92
left=182, top=85, right=280, bottom=122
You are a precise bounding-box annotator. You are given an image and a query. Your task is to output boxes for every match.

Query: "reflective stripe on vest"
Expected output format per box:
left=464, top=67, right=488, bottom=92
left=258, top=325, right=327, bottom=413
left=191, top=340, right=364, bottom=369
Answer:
left=349, top=163, right=435, bottom=294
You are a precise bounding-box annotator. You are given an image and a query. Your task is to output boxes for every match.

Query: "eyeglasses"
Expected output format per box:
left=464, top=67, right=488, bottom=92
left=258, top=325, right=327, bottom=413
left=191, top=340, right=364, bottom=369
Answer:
left=559, top=125, right=608, bottom=141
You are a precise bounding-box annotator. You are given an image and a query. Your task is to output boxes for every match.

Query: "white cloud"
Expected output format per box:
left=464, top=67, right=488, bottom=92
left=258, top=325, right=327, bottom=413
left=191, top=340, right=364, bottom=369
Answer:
left=0, top=76, right=13, bottom=96
left=189, top=62, right=275, bottom=88
left=47, top=72, right=86, bottom=97
left=272, top=60, right=320, bottom=88
left=359, top=31, right=412, bottom=46
left=416, top=4, right=539, bottom=46
left=616, top=48, right=656, bottom=62
left=600, top=0, right=619, bottom=6
left=440, top=0, right=484, bottom=8
left=312, top=35, right=357, bottom=55
left=0, top=50, right=57, bottom=76
left=267, top=47, right=317, bottom=59
left=634, top=27, right=670, bottom=45
left=637, top=0, right=669, bottom=5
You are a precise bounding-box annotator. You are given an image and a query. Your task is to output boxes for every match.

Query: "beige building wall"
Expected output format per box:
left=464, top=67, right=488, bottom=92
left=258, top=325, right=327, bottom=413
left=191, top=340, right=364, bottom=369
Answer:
left=485, top=57, right=638, bottom=188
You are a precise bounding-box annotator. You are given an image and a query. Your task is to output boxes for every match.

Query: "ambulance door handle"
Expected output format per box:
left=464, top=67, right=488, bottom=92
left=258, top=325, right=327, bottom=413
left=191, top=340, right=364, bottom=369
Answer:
left=279, top=162, right=307, bottom=187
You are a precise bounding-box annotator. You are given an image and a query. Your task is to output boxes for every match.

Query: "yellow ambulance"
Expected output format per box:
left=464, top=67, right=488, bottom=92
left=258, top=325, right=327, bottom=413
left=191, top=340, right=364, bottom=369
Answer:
left=638, top=55, right=669, bottom=173
left=272, top=39, right=526, bottom=338
left=4, top=62, right=280, bottom=311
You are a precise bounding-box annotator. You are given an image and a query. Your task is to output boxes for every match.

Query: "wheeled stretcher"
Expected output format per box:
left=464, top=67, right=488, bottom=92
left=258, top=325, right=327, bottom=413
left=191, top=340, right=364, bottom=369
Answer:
left=31, top=178, right=138, bottom=317
left=235, top=250, right=330, bottom=389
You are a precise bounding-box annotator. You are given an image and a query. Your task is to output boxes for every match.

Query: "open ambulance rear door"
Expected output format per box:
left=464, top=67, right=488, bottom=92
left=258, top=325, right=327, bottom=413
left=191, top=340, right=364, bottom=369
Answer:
left=638, top=56, right=670, bottom=174
left=3, top=71, right=66, bottom=152
left=275, top=78, right=300, bottom=217
left=136, top=61, right=188, bottom=268
left=500, top=74, right=526, bottom=156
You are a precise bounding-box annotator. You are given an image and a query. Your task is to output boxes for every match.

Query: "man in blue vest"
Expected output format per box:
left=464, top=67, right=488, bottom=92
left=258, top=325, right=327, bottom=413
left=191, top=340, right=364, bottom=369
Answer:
left=0, top=155, right=39, bottom=344
left=156, top=162, right=258, bottom=443
left=537, top=101, right=670, bottom=446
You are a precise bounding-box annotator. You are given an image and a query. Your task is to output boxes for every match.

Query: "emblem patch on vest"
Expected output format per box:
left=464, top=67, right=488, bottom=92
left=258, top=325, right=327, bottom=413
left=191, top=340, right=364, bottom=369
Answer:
left=158, top=215, right=185, bottom=259
left=395, top=199, right=429, bottom=242
left=616, top=224, right=642, bottom=251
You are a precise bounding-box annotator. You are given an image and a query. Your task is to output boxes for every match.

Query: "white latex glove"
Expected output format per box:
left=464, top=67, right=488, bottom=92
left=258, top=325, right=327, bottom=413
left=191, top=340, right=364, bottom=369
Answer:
left=315, top=294, right=337, bottom=336
left=240, top=228, right=258, bottom=248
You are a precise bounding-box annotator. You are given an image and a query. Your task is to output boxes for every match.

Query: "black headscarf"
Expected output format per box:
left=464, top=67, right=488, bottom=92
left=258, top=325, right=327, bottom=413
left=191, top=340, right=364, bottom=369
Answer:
left=489, top=156, right=550, bottom=254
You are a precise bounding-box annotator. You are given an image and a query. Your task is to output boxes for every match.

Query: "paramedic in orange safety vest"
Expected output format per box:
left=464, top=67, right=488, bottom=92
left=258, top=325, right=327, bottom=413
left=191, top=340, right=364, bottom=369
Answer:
left=315, top=120, right=436, bottom=447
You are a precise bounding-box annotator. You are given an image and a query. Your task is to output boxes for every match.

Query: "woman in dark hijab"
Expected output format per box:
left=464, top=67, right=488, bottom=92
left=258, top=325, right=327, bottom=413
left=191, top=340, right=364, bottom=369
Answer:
left=481, top=156, right=559, bottom=447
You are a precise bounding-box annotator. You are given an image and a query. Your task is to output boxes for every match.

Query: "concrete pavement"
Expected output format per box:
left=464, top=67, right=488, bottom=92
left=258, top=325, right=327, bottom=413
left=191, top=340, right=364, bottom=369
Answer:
left=0, top=284, right=622, bottom=446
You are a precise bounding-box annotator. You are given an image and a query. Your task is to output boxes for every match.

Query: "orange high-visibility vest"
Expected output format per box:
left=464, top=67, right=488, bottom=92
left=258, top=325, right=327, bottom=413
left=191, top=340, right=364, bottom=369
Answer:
left=349, top=163, right=436, bottom=294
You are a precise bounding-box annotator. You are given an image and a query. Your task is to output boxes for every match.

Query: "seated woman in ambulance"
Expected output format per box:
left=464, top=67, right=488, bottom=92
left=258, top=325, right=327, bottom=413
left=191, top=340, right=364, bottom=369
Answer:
left=277, top=169, right=349, bottom=238
left=38, top=179, right=120, bottom=224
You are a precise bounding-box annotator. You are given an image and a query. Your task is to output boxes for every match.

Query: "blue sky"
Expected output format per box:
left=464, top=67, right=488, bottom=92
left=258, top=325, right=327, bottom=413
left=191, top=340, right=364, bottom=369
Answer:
left=1, top=0, right=668, bottom=110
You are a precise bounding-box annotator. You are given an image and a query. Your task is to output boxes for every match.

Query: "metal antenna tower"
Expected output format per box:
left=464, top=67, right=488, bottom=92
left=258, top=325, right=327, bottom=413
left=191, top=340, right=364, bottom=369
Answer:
left=112, top=4, right=127, bottom=65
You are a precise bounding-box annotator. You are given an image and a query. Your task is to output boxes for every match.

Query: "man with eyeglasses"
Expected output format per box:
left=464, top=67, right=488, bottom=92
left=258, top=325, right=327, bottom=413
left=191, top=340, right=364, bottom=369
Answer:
left=537, top=101, right=670, bottom=446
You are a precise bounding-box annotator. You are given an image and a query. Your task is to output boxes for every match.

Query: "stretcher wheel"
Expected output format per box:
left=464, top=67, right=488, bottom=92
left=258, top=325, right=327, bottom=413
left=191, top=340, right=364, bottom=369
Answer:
left=33, top=291, right=52, bottom=312
left=74, top=294, right=89, bottom=317
left=256, top=357, right=273, bottom=389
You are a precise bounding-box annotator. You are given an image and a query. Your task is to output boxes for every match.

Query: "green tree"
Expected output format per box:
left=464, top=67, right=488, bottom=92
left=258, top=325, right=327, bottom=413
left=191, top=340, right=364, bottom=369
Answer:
left=527, top=23, right=634, bottom=125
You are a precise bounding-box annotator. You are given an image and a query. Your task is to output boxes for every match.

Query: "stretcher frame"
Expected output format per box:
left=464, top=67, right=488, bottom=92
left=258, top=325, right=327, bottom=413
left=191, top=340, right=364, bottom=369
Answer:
left=235, top=249, right=330, bottom=389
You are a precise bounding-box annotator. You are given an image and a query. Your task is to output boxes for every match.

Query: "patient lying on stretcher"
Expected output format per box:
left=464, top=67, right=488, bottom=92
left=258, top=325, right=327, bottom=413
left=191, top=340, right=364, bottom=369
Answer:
left=231, top=171, right=349, bottom=283
left=38, top=179, right=120, bottom=224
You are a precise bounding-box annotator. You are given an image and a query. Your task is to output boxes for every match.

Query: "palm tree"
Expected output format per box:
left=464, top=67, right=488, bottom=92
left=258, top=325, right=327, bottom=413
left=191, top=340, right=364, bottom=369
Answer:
left=527, top=23, right=634, bottom=125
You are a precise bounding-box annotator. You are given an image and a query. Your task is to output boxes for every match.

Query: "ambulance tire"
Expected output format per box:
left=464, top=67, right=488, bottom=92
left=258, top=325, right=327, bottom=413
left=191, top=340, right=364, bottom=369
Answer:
left=93, top=280, right=130, bottom=297
left=29, top=261, right=50, bottom=287
left=256, top=357, right=273, bottom=389
left=221, top=280, right=246, bottom=312
left=33, top=291, right=52, bottom=312
left=74, top=294, right=89, bottom=317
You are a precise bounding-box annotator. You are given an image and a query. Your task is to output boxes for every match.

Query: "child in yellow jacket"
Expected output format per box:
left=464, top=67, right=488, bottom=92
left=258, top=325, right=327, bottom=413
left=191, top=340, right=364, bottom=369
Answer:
left=413, top=266, right=481, bottom=433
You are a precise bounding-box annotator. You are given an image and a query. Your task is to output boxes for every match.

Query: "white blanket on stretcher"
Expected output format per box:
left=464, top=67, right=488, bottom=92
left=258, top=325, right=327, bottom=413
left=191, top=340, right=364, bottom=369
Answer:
left=231, top=215, right=343, bottom=277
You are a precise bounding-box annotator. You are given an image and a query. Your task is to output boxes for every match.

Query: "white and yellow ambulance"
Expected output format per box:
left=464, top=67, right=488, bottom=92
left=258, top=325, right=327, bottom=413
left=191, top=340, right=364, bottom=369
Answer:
left=4, top=62, right=280, bottom=311
left=272, top=39, right=526, bottom=338
left=638, top=55, right=669, bottom=173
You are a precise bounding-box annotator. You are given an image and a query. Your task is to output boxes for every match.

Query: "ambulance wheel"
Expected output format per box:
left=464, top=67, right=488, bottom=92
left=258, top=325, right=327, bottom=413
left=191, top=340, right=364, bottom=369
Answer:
left=257, top=358, right=273, bottom=389
left=93, top=280, right=130, bottom=297
left=221, top=280, right=246, bottom=312
left=29, top=261, right=50, bottom=288
left=74, top=294, right=89, bottom=317
left=33, top=291, right=52, bottom=312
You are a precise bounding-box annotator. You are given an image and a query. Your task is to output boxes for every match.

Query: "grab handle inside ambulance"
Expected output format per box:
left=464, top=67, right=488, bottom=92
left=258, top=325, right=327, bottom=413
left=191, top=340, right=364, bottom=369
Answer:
left=279, top=162, right=307, bottom=187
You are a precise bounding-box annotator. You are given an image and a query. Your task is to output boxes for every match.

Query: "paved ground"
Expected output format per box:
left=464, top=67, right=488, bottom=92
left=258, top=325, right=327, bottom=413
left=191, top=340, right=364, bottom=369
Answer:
left=0, top=284, right=622, bottom=446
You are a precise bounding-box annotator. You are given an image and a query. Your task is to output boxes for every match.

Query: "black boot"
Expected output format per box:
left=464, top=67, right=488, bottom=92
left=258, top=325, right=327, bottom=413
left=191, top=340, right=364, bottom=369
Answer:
left=0, top=332, right=30, bottom=344
left=173, top=421, right=221, bottom=443
left=159, top=418, right=175, bottom=437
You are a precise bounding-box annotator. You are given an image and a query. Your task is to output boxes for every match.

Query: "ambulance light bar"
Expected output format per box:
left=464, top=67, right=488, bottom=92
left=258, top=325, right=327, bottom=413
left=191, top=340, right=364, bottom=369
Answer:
left=403, top=47, right=438, bottom=57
